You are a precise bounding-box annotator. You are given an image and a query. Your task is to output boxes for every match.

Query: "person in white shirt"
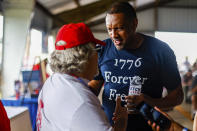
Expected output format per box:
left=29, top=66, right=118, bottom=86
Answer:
left=36, top=23, right=128, bottom=131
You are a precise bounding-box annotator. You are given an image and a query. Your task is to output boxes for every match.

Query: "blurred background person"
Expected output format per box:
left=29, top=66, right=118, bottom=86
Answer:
left=182, top=69, right=193, bottom=103
left=183, top=56, right=191, bottom=72
left=192, top=59, right=197, bottom=76
left=191, top=74, right=197, bottom=119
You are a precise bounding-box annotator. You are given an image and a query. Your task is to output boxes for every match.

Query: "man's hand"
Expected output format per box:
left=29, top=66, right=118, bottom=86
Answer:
left=125, top=94, right=144, bottom=114
left=112, top=96, right=128, bottom=131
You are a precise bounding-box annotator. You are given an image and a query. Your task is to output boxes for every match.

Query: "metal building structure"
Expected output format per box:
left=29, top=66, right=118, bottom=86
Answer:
left=0, top=0, right=197, bottom=97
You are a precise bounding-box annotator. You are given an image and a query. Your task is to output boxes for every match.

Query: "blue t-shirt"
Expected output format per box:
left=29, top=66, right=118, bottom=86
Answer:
left=95, top=34, right=181, bottom=129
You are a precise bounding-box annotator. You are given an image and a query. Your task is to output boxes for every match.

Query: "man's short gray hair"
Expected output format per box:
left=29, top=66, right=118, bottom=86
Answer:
left=50, top=43, right=95, bottom=74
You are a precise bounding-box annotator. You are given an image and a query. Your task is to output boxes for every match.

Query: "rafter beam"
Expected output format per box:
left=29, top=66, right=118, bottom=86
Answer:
left=0, top=0, right=3, bottom=12
left=136, top=0, right=180, bottom=12
left=87, top=0, right=181, bottom=27
left=87, top=18, right=105, bottom=27
left=73, top=0, right=80, bottom=7
left=161, top=5, right=197, bottom=9
left=35, top=1, right=66, bottom=28
left=52, top=0, right=133, bottom=28
left=35, top=1, right=53, bottom=17
left=47, top=0, right=71, bottom=9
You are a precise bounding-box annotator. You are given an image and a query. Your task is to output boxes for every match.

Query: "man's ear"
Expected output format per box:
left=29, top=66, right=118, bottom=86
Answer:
left=133, top=18, right=138, bottom=32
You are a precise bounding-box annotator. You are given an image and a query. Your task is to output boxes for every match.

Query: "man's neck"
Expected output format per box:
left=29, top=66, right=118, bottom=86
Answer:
left=124, top=33, right=144, bottom=50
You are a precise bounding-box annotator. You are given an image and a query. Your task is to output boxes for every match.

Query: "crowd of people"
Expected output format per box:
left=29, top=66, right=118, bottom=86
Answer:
left=181, top=57, right=197, bottom=119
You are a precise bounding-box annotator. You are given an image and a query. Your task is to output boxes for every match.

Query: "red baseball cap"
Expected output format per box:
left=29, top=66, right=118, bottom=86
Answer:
left=55, top=23, right=106, bottom=50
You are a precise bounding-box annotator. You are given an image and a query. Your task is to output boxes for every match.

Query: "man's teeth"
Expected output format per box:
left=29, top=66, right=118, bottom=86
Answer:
left=115, top=40, right=120, bottom=44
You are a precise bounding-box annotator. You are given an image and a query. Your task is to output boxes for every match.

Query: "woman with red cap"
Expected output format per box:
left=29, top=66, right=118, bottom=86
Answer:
left=36, top=23, right=128, bottom=131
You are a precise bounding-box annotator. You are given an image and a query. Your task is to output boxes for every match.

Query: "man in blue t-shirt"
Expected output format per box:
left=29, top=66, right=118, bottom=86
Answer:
left=88, top=2, right=183, bottom=131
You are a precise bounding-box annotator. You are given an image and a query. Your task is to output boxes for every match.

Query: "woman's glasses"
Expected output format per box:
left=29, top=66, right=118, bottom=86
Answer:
left=93, top=45, right=102, bottom=53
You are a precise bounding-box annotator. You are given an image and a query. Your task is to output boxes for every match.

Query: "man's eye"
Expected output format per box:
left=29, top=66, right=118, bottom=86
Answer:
left=107, top=28, right=112, bottom=32
left=118, top=27, right=124, bottom=30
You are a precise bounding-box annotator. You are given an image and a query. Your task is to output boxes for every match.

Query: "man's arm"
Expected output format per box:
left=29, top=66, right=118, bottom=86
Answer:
left=88, top=80, right=104, bottom=96
left=143, top=85, right=184, bottom=109
left=126, top=85, right=184, bottom=112
left=146, top=42, right=184, bottom=109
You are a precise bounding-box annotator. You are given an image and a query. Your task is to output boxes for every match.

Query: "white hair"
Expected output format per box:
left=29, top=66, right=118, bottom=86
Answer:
left=50, top=43, right=95, bottom=74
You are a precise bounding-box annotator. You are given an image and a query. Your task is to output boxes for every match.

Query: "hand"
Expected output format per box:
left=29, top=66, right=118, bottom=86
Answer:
left=147, top=107, right=181, bottom=131
left=125, top=94, right=144, bottom=114
left=147, top=121, right=160, bottom=131
left=148, top=121, right=184, bottom=131
left=112, top=96, right=128, bottom=131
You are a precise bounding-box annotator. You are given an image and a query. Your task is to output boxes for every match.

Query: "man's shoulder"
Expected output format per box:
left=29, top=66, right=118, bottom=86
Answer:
left=142, top=34, right=165, bottom=44
left=103, top=38, right=112, bottom=42
left=142, top=33, right=172, bottom=51
left=98, top=38, right=113, bottom=52
left=103, top=38, right=113, bottom=45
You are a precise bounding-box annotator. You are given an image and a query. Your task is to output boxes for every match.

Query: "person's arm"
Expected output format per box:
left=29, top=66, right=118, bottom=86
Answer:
left=193, top=112, right=197, bottom=131
left=148, top=107, right=191, bottom=131
left=145, top=43, right=184, bottom=109
left=88, top=79, right=104, bottom=96
left=143, top=85, right=184, bottom=109
left=149, top=118, right=189, bottom=131
left=113, top=97, right=128, bottom=131
left=126, top=85, right=184, bottom=112
left=126, top=44, right=184, bottom=111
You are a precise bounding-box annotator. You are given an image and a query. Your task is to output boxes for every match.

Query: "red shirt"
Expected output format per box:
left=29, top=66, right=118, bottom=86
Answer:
left=0, top=100, right=10, bottom=131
